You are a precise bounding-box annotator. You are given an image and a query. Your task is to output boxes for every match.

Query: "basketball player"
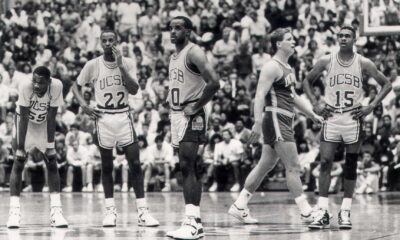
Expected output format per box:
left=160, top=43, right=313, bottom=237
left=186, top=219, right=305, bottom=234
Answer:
left=228, top=28, right=324, bottom=224
left=165, top=16, right=220, bottom=239
left=7, top=66, right=68, bottom=228
left=303, top=26, right=391, bottom=229
left=72, top=30, right=159, bottom=227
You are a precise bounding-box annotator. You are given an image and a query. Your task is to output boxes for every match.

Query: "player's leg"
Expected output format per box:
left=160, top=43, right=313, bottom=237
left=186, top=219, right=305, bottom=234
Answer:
left=161, top=163, right=171, bottom=192
left=229, top=144, right=278, bottom=224
left=274, top=141, right=315, bottom=219
left=43, top=151, right=68, bottom=228
left=337, top=141, right=362, bottom=229
left=308, top=140, right=338, bottom=229
left=123, top=142, right=159, bottom=227
left=98, top=146, right=117, bottom=227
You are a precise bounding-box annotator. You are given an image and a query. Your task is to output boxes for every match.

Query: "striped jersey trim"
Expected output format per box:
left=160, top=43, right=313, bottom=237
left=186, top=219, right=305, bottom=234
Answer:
left=336, top=53, right=356, bottom=68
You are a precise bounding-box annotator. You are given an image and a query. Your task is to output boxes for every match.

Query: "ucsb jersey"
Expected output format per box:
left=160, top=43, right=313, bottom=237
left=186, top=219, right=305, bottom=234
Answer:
left=77, top=56, right=137, bottom=113
left=265, top=59, right=296, bottom=112
left=324, top=52, right=364, bottom=108
left=168, top=42, right=206, bottom=110
left=16, top=77, right=64, bottom=124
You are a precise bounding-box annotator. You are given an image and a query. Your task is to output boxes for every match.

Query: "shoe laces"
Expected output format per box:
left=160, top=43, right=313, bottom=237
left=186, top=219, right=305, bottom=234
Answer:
left=105, top=207, right=116, bottom=216
left=340, top=210, right=350, bottom=221
left=182, top=216, right=196, bottom=227
left=314, top=209, right=327, bottom=221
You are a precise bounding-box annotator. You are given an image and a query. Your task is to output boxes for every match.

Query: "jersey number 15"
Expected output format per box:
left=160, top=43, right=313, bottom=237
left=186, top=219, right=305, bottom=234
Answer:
left=335, top=90, right=354, bottom=107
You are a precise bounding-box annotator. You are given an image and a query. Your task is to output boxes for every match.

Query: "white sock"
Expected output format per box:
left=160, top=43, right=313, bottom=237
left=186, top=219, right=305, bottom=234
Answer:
left=294, top=195, right=313, bottom=216
left=10, top=196, right=20, bottom=208
left=318, top=197, right=329, bottom=210
left=50, top=193, right=61, bottom=207
left=185, top=204, right=198, bottom=217
left=105, top=198, right=115, bottom=208
left=341, top=198, right=352, bottom=211
left=234, top=188, right=253, bottom=209
left=136, top=198, right=147, bottom=209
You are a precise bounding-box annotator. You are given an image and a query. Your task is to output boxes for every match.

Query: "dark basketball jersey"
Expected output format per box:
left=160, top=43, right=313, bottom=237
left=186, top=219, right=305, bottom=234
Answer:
left=264, top=59, right=296, bottom=112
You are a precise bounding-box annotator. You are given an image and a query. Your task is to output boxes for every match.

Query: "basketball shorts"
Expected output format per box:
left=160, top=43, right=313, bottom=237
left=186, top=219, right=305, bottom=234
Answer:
left=94, top=111, right=137, bottom=149
left=13, top=114, right=48, bottom=153
left=262, top=106, right=295, bottom=146
left=170, top=109, right=207, bottom=148
left=321, top=110, right=362, bottom=144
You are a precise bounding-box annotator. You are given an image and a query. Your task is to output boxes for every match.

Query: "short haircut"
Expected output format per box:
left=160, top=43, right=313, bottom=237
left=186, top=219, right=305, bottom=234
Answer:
left=170, top=16, right=193, bottom=30
left=33, top=66, right=51, bottom=79
left=340, top=25, right=356, bottom=38
left=154, top=135, right=164, bottom=143
left=100, top=29, right=118, bottom=39
left=270, top=28, right=291, bottom=53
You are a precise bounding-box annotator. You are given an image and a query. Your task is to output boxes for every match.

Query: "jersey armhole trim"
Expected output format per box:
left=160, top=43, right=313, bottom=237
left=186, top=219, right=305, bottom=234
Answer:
left=184, top=45, right=201, bottom=76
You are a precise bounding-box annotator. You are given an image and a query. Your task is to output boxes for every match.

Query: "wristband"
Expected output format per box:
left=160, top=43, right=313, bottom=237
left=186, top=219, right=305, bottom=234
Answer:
left=47, top=142, right=55, bottom=149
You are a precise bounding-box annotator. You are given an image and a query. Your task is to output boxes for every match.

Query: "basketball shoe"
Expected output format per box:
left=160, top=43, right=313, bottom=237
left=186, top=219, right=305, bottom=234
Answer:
left=338, top=210, right=352, bottom=229
left=7, top=207, right=21, bottom=228
left=228, top=204, right=258, bottom=224
left=102, top=206, right=117, bottom=227
left=138, top=207, right=159, bottom=227
left=166, top=216, right=204, bottom=239
left=308, top=208, right=330, bottom=229
left=50, top=207, right=68, bottom=228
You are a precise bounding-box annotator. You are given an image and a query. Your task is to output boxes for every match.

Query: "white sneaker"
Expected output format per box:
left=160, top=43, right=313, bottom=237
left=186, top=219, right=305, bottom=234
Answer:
left=102, top=206, right=117, bottom=227
left=42, top=186, right=49, bottom=192
left=22, top=185, right=32, bottom=192
left=114, top=185, right=121, bottom=192
left=97, top=185, right=104, bottom=192
left=166, top=216, right=204, bottom=239
left=50, top=207, right=68, bottom=228
left=82, top=187, right=88, bottom=192
left=161, top=184, right=171, bottom=192
left=87, top=184, right=94, bottom=192
left=62, top=186, right=72, bottom=192
left=121, top=183, right=128, bottom=192
left=208, top=182, right=218, bottom=192
left=7, top=207, right=21, bottom=228
left=230, top=183, right=240, bottom=192
left=138, top=207, right=159, bottom=227
left=228, top=204, right=258, bottom=224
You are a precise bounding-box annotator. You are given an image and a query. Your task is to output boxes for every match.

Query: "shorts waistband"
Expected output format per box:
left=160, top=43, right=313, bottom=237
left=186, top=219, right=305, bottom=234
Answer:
left=325, top=104, right=361, bottom=114
left=264, top=106, right=295, bottom=118
left=96, top=106, right=130, bottom=114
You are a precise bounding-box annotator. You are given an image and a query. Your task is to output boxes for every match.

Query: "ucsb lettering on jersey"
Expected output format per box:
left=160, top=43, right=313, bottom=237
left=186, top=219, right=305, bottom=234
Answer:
left=99, top=75, right=124, bottom=90
left=329, top=73, right=361, bottom=88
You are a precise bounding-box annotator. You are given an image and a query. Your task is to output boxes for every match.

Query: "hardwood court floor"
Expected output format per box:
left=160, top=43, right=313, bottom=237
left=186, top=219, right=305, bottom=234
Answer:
left=0, top=192, right=399, bottom=240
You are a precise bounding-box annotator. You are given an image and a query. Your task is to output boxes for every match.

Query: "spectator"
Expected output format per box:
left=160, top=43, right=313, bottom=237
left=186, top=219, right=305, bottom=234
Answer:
left=356, top=151, right=381, bottom=194
left=212, top=129, right=244, bottom=192
left=64, top=140, right=89, bottom=192
left=144, top=135, right=174, bottom=192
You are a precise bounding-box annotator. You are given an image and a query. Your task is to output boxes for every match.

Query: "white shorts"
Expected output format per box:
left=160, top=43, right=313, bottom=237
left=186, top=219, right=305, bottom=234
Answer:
left=95, top=112, right=137, bottom=149
left=13, top=115, right=47, bottom=153
left=321, top=111, right=362, bottom=144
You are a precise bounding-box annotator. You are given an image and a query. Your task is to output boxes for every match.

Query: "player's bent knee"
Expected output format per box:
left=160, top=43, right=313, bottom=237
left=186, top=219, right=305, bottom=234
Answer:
left=343, top=153, right=358, bottom=180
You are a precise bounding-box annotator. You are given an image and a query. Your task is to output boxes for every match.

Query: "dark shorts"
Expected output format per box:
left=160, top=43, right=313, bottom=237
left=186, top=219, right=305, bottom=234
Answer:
left=262, top=111, right=295, bottom=146
left=171, top=109, right=207, bottom=148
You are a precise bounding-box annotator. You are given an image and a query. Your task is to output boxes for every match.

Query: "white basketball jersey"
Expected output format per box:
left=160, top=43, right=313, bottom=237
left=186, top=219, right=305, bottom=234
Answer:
left=77, top=56, right=137, bottom=113
left=17, top=77, right=64, bottom=124
left=324, top=52, right=364, bottom=108
left=168, top=42, right=206, bottom=110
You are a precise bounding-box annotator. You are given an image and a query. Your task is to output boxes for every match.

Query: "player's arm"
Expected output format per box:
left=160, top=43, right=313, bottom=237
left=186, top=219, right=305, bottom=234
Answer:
left=293, top=91, right=323, bottom=123
left=247, top=62, right=278, bottom=144
left=72, top=62, right=101, bottom=118
left=186, top=46, right=220, bottom=114
left=352, top=58, right=392, bottom=119
left=302, top=56, right=329, bottom=104
left=16, top=106, right=29, bottom=158
left=112, top=46, right=139, bottom=95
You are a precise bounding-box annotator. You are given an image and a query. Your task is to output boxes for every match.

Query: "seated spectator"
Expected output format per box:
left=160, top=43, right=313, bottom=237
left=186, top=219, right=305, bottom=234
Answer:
left=356, top=151, right=381, bottom=194
left=0, top=138, right=10, bottom=190
left=23, top=148, right=47, bottom=192
left=64, top=141, right=89, bottom=192
left=143, top=135, right=174, bottom=192
left=312, top=160, right=343, bottom=194
left=211, top=129, right=244, bottom=192
left=202, top=133, right=222, bottom=190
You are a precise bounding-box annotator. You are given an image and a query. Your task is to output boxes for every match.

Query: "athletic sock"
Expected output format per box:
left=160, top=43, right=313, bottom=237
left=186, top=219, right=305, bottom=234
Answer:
left=10, top=196, right=20, bottom=208
left=234, top=188, right=253, bottom=209
left=50, top=193, right=61, bottom=207
left=136, top=198, right=147, bottom=209
left=318, top=197, right=329, bottom=210
left=105, top=198, right=115, bottom=208
left=341, top=198, right=352, bottom=211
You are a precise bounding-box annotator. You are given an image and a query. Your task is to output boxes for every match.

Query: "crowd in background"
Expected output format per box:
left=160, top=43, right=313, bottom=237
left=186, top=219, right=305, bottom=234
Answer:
left=1, top=0, right=400, bottom=194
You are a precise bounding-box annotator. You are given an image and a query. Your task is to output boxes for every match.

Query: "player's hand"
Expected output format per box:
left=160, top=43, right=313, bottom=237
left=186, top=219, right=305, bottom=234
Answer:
left=313, top=102, right=332, bottom=119
left=45, top=148, right=57, bottom=157
left=81, top=104, right=102, bottom=119
left=15, top=149, right=26, bottom=161
left=183, top=105, right=198, bottom=116
left=248, top=121, right=262, bottom=144
left=310, top=113, right=324, bottom=125
left=112, top=46, right=123, bottom=67
left=351, top=105, right=373, bottom=120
